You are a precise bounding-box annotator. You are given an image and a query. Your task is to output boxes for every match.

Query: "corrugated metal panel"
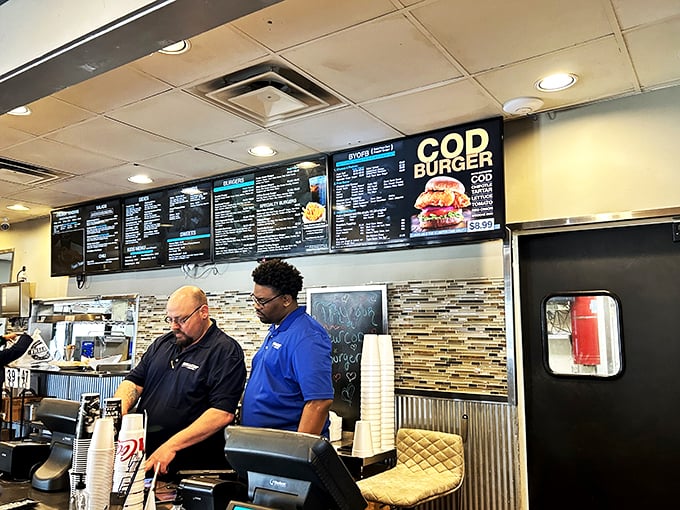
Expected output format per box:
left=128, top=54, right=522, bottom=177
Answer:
left=396, top=395, right=518, bottom=510
left=43, top=373, right=125, bottom=401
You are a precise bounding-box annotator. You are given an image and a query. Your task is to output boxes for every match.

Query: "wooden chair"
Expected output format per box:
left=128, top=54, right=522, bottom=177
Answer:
left=357, top=427, right=465, bottom=509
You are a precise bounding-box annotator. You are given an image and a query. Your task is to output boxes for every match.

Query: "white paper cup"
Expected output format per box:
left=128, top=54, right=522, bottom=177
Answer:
left=90, top=417, right=115, bottom=449
left=121, top=413, right=144, bottom=432
left=352, top=420, right=374, bottom=457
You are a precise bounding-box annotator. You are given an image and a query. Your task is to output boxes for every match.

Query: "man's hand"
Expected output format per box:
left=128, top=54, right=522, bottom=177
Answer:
left=145, top=443, right=177, bottom=475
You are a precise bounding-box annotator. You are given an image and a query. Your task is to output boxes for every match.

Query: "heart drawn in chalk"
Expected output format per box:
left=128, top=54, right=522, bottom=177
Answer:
left=346, top=371, right=357, bottom=382
left=342, top=385, right=355, bottom=402
left=333, top=373, right=342, bottom=382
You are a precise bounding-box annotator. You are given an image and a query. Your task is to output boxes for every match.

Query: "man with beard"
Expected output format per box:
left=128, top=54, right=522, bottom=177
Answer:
left=114, top=286, right=245, bottom=477
left=241, top=259, right=333, bottom=437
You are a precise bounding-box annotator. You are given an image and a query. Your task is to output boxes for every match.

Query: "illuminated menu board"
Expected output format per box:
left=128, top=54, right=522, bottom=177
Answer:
left=330, top=117, right=504, bottom=252
left=83, top=200, right=121, bottom=273
left=122, top=183, right=211, bottom=270
left=213, top=158, right=329, bottom=261
left=51, top=208, right=85, bottom=276
left=51, top=200, right=123, bottom=276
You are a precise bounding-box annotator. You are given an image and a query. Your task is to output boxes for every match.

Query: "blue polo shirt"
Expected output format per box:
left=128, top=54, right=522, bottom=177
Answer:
left=241, top=306, right=333, bottom=437
left=126, top=319, right=246, bottom=471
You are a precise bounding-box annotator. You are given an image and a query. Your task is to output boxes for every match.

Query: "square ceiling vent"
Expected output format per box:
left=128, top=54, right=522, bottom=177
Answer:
left=188, top=63, right=343, bottom=127
left=0, top=158, right=66, bottom=185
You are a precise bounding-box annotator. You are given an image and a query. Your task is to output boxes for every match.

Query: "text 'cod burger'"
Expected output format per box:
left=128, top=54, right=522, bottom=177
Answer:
left=413, top=176, right=471, bottom=230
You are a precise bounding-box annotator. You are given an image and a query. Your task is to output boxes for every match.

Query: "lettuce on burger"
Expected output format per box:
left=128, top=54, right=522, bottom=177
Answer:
left=413, top=176, right=471, bottom=229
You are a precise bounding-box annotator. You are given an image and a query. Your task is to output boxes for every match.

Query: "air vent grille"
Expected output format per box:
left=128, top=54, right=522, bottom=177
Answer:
left=0, top=158, right=67, bottom=185
left=188, top=63, right=342, bottom=127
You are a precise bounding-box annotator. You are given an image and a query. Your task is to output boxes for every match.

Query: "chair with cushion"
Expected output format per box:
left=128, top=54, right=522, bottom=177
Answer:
left=357, top=427, right=465, bottom=509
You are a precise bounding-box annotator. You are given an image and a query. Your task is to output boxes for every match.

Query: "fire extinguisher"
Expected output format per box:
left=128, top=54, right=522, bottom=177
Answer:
left=570, top=296, right=601, bottom=365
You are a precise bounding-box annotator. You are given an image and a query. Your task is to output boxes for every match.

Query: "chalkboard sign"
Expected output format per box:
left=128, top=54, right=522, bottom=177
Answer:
left=306, top=285, right=388, bottom=431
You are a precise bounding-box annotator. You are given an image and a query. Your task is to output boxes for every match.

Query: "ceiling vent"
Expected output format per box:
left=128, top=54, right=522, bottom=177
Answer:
left=0, top=157, right=67, bottom=186
left=188, top=63, right=343, bottom=127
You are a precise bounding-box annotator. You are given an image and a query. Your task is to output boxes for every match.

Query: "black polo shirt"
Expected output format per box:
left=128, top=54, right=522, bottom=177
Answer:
left=126, top=319, right=245, bottom=472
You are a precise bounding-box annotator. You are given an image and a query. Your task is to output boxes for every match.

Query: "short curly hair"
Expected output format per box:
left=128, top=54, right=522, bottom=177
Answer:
left=252, top=259, right=303, bottom=299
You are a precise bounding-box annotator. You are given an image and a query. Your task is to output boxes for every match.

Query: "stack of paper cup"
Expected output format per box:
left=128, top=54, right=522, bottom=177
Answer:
left=86, top=417, right=115, bottom=510
left=71, top=393, right=100, bottom=497
left=360, top=334, right=382, bottom=454
left=378, top=334, right=395, bottom=451
left=113, top=413, right=146, bottom=510
left=351, top=420, right=374, bottom=458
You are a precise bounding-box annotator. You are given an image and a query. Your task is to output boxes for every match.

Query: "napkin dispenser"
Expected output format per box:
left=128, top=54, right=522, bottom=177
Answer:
left=178, top=476, right=247, bottom=510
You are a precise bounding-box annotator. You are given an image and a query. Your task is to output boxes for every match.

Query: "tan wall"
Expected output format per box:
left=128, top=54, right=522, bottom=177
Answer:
left=505, top=86, right=680, bottom=223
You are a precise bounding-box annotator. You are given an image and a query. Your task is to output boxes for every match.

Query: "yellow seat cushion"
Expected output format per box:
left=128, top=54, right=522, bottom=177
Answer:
left=357, top=428, right=464, bottom=507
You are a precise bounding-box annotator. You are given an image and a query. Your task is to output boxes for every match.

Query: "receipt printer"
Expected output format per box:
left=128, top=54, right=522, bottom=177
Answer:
left=178, top=476, right=247, bottom=510
left=0, top=441, right=50, bottom=480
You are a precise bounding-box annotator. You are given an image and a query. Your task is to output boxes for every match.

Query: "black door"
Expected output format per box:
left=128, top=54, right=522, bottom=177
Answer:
left=518, top=222, right=680, bottom=509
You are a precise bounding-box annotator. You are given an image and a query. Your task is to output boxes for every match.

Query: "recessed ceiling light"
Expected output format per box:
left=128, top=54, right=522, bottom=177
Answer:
left=7, top=106, right=31, bottom=116
left=248, top=145, right=277, bottom=157
left=158, top=40, right=191, bottom=55
left=6, top=204, right=29, bottom=211
left=535, top=73, right=578, bottom=92
left=128, top=174, right=153, bottom=184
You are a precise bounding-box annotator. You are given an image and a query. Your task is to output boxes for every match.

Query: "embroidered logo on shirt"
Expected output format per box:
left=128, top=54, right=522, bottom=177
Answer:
left=181, top=362, right=199, bottom=371
left=272, top=341, right=282, bottom=350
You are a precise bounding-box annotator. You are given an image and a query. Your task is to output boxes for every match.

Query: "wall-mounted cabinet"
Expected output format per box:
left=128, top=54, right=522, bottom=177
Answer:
left=28, top=294, right=139, bottom=366
left=0, top=282, right=35, bottom=318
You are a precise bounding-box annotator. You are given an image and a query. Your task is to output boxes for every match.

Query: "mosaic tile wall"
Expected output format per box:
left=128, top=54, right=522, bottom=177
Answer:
left=135, top=277, right=507, bottom=397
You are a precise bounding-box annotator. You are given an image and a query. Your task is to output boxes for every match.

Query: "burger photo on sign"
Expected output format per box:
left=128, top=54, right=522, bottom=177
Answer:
left=413, top=176, right=471, bottom=230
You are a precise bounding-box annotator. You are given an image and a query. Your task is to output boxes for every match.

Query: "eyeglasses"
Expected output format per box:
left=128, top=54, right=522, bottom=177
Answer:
left=249, top=293, right=283, bottom=307
left=164, top=304, right=203, bottom=325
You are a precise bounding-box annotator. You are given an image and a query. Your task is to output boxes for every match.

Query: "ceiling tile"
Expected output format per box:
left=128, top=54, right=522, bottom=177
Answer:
left=282, top=14, right=461, bottom=103
left=130, top=24, right=268, bottom=87
left=0, top=96, right=95, bottom=136
left=53, top=65, right=171, bottom=113
left=271, top=106, right=401, bottom=152
left=476, top=37, right=638, bottom=110
left=0, top=124, right=33, bottom=149
left=233, top=0, right=397, bottom=51
left=624, top=17, right=680, bottom=89
left=0, top=138, right=124, bottom=175
left=82, top=163, right=188, bottom=192
left=108, top=90, right=260, bottom=146
left=612, top=0, right=680, bottom=29
left=202, top=131, right=317, bottom=167
left=140, top=148, right=244, bottom=179
left=363, top=80, right=502, bottom=134
left=47, top=117, right=186, bottom=161
left=411, top=0, right=612, bottom=73
left=44, top=176, right=134, bottom=199
left=14, top=186, right=91, bottom=208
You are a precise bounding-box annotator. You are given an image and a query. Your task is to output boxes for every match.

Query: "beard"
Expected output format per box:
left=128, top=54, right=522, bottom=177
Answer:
left=173, top=331, right=194, bottom=349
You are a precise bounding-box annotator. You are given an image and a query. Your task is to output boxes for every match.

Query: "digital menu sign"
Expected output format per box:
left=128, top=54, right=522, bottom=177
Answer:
left=122, top=183, right=211, bottom=270
left=51, top=199, right=123, bottom=276
left=213, top=157, right=329, bottom=262
left=330, top=117, right=504, bottom=252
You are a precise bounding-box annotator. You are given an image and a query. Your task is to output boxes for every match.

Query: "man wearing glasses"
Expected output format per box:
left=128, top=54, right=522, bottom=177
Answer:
left=241, top=259, right=334, bottom=437
left=114, top=285, right=246, bottom=477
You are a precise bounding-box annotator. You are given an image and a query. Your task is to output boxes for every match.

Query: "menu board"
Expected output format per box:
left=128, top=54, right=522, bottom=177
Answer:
left=122, top=183, right=211, bottom=270
left=331, top=117, right=504, bottom=252
left=51, top=208, right=85, bottom=276
left=83, top=200, right=121, bottom=273
left=213, top=158, right=329, bottom=261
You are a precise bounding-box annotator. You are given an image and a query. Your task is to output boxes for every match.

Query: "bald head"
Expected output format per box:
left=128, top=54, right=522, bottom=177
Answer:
left=168, top=286, right=208, bottom=309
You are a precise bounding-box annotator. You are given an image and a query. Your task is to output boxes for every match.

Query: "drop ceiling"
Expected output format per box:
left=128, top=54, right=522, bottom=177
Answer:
left=0, top=0, right=679, bottom=224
